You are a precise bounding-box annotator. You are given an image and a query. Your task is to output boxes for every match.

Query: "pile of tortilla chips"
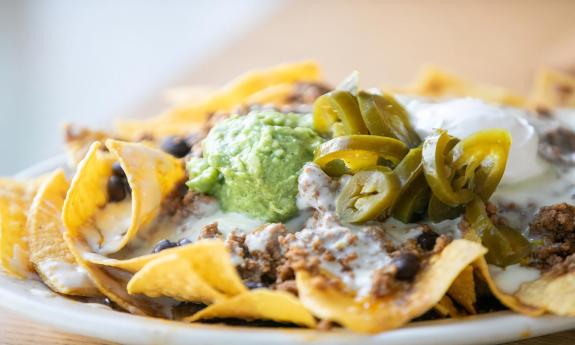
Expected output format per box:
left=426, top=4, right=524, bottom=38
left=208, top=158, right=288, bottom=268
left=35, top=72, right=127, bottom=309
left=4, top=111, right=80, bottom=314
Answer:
left=1, top=61, right=574, bottom=333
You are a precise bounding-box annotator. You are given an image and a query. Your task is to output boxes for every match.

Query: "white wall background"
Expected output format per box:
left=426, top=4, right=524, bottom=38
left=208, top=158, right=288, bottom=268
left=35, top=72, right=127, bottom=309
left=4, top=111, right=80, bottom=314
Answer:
left=0, top=0, right=282, bottom=174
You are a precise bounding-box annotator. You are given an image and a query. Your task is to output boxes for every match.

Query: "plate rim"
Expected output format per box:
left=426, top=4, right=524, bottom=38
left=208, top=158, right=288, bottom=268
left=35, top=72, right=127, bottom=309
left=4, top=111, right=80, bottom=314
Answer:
left=1, top=155, right=574, bottom=345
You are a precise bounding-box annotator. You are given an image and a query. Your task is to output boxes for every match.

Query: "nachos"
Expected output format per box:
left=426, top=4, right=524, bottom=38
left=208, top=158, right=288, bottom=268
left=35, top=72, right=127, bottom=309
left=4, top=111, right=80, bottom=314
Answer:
left=1, top=61, right=574, bottom=333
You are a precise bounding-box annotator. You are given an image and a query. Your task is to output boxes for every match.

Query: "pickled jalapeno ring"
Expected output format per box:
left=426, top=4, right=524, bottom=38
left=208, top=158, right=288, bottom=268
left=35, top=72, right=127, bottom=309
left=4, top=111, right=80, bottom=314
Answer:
left=465, top=198, right=530, bottom=267
left=314, top=135, right=409, bottom=176
left=357, top=91, right=421, bottom=147
left=313, top=90, right=368, bottom=135
left=336, top=167, right=401, bottom=223
left=450, top=129, right=511, bottom=201
left=422, top=130, right=474, bottom=207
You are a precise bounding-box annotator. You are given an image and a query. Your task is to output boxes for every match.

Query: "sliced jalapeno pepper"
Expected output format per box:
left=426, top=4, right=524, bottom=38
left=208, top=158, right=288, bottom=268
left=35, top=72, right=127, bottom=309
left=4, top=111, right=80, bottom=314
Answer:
left=313, top=90, right=368, bottom=136
left=394, top=146, right=423, bottom=187
left=450, top=129, right=511, bottom=201
left=357, top=91, right=421, bottom=147
left=422, top=130, right=474, bottom=207
left=336, top=167, right=401, bottom=223
left=390, top=174, right=430, bottom=223
left=465, top=198, right=530, bottom=267
left=427, top=194, right=463, bottom=222
left=314, top=135, right=409, bottom=176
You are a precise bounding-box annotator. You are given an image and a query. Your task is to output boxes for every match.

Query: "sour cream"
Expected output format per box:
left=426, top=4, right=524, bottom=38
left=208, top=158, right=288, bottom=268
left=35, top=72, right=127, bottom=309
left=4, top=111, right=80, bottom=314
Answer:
left=399, top=97, right=548, bottom=185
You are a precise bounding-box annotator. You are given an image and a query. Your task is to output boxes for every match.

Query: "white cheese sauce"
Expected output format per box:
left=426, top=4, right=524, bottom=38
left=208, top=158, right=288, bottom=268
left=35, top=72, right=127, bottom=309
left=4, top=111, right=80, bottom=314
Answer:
left=81, top=198, right=132, bottom=254
left=36, top=259, right=94, bottom=289
left=488, top=264, right=541, bottom=294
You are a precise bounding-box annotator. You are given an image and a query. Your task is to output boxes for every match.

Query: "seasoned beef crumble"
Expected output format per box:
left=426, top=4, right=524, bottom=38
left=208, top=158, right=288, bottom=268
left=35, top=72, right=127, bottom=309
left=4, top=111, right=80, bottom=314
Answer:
left=529, top=203, right=575, bottom=272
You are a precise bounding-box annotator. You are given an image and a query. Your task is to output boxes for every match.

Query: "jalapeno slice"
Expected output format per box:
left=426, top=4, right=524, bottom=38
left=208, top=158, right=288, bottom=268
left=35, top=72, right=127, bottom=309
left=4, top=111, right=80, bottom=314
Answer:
left=422, top=130, right=474, bottom=207
left=313, top=90, right=368, bottom=136
left=427, top=194, right=462, bottom=222
left=314, top=135, right=409, bottom=176
left=465, top=198, right=530, bottom=267
left=450, top=129, right=511, bottom=201
left=357, top=91, right=421, bottom=147
left=391, top=174, right=430, bottom=223
left=336, top=167, right=401, bottom=223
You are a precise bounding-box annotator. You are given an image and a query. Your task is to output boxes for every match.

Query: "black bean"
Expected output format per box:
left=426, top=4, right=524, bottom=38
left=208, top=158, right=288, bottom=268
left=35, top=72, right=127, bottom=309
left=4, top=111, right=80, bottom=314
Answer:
left=152, top=239, right=176, bottom=253
left=393, top=253, right=421, bottom=281
left=417, top=231, right=440, bottom=251
left=161, top=137, right=191, bottom=158
left=244, top=281, right=265, bottom=290
left=177, top=238, right=192, bottom=246
left=111, top=162, right=126, bottom=177
left=107, top=175, right=127, bottom=202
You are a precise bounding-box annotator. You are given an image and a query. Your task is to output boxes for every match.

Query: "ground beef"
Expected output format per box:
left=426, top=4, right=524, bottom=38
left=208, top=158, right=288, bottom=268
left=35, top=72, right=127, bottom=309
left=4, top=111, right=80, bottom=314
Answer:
left=538, top=127, right=575, bottom=165
left=529, top=203, right=575, bottom=271
left=197, top=222, right=222, bottom=240
left=226, top=224, right=290, bottom=287
left=160, top=185, right=216, bottom=221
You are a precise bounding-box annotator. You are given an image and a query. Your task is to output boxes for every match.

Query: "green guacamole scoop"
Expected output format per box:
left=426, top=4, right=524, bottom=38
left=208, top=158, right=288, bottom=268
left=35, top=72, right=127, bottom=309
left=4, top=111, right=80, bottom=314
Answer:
left=186, top=110, right=323, bottom=222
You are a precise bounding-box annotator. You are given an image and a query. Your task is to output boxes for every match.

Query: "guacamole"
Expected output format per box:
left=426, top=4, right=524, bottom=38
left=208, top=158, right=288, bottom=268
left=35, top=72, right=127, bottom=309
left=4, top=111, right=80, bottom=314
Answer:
left=186, top=110, right=323, bottom=222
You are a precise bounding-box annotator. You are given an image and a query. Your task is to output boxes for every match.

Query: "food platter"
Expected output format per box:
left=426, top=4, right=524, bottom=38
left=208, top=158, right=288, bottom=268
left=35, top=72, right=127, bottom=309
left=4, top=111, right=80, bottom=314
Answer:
left=1, top=156, right=573, bottom=345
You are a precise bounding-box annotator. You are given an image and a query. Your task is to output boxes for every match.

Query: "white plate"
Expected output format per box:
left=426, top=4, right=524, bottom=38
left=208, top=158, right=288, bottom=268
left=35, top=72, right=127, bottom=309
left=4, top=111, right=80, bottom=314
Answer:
left=1, top=156, right=574, bottom=345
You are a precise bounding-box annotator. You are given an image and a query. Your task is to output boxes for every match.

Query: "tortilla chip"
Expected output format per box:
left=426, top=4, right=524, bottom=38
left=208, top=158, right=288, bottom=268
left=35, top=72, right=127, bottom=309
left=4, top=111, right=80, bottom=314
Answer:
left=529, top=68, right=575, bottom=108
left=127, top=240, right=246, bottom=302
left=448, top=265, right=476, bottom=314
left=115, top=61, right=321, bottom=139
left=434, top=295, right=461, bottom=318
left=62, top=142, right=166, bottom=315
left=0, top=178, right=39, bottom=278
left=295, top=239, right=487, bottom=333
left=27, top=170, right=99, bottom=296
left=127, top=251, right=225, bottom=304
left=104, top=139, right=185, bottom=254
left=245, top=83, right=296, bottom=105
left=515, top=272, right=575, bottom=316
left=62, top=141, right=114, bottom=242
left=474, top=258, right=544, bottom=316
left=408, top=65, right=526, bottom=107
left=184, top=289, right=317, bottom=328
left=63, top=140, right=185, bottom=255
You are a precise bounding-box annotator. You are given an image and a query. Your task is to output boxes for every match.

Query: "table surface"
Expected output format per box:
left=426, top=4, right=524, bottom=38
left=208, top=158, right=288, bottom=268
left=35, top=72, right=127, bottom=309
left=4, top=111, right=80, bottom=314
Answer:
left=0, top=308, right=573, bottom=345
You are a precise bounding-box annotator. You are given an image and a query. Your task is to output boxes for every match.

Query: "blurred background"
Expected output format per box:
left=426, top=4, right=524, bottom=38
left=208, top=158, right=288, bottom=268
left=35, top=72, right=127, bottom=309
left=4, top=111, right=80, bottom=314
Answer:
left=1, top=0, right=575, bottom=174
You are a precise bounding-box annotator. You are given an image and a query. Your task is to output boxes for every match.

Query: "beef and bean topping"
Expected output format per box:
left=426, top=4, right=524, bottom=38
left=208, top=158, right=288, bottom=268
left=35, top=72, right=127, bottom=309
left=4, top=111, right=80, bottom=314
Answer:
left=538, top=126, right=575, bottom=165
left=528, top=203, right=575, bottom=273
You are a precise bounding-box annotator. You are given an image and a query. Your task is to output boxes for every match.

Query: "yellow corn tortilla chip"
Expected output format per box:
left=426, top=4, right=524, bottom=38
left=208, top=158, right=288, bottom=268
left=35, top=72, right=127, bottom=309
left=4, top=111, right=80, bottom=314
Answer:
left=62, top=142, right=167, bottom=315
left=27, top=169, right=99, bottom=296
left=515, top=272, right=575, bottom=316
left=434, top=295, right=461, bottom=318
left=245, top=83, right=296, bottom=105
left=184, top=289, right=317, bottom=328
left=127, top=240, right=246, bottom=302
left=296, top=239, right=487, bottom=333
left=63, top=140, right=185, bottom=255
left=529, top=68, right=575, bottom=108
left=448, top=265, right=476, bottom=314
left=104, top=139, right=185, bottom=254
left=62, top=141, right=114, bottom=242
left=115, top=61, right=321, bottom=139
left=0, top=178, right=39, bottom=278
left=474, top=258, right=544, bottom=316
left=127, top=251, right=225, bottom=304
left=408, top=65, right=526, bottom=107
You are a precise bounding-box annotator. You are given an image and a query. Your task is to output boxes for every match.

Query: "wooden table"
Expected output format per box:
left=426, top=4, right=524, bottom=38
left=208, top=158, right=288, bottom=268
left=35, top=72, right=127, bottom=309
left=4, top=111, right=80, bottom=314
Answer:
left=0, top=307, right=573, bottom=345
